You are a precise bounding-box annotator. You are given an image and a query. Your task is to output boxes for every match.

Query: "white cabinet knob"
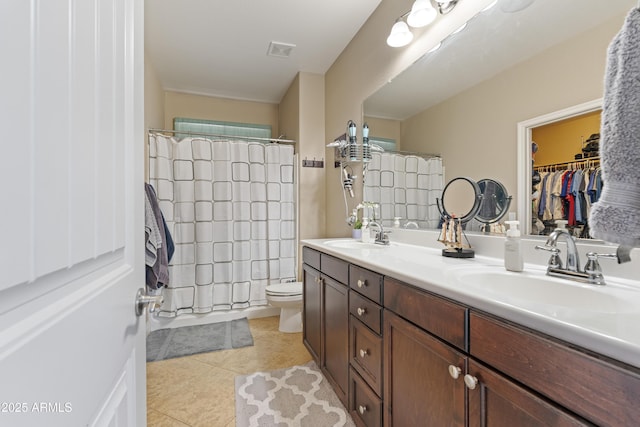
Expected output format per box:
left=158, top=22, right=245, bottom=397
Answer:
left=359, top=349, right=369, bottom=358
left=357, top=279, right=366, bottom=288
left=464, top=374, right=478, bottom=390
left=357, top=307, right=366, bottom=316
left=358, top=405, right=367, bottom=415
left=448, top=365, right=461, bottom=380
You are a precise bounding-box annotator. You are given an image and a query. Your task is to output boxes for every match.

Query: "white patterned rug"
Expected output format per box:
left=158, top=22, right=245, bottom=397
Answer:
left=235, top=361, right=355, bottom=427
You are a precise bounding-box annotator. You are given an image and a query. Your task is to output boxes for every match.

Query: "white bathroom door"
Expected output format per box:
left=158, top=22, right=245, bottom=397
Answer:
left=0, top=0, right=146, bottom=426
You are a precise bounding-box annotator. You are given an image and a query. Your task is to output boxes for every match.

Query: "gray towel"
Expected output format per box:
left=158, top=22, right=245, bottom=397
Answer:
left=589, top=8, right=640, bottom=247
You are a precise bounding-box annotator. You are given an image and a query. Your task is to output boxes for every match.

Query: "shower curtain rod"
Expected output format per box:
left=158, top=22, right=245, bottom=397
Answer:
left=377, top=149, right=440, bottom=159
left=148, top=128, right=296, bottom=144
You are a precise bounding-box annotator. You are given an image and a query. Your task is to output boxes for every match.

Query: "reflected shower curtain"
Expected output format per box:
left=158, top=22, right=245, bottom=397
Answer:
left=148, top=134, right=296, bottom=317
left=363, top=152, right=443, bottom=228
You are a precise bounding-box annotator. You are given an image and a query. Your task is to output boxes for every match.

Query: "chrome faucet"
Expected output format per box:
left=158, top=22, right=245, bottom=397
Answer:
left=540, top=229, right=581, bottom=272
left=535, top=229, right=632, bottom=285
left=368, top=221, right=390, bottom=245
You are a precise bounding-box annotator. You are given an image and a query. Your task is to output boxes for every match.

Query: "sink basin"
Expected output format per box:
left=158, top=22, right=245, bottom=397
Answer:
left=323, top=239, right=387, bottom=250
left=449, top=267, right=639, bottom=314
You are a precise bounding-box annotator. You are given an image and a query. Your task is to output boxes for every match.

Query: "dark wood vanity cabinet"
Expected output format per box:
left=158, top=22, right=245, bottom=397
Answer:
left=348, top=265, right=384, bottom=426
left=302, top=262, right=321, bottom=362
left=470, top=312, right=640, bottom=426
left=384, top=310, right=466, bottom=426
left=302, top=247, right=349, bottom=406
left=466, top=359, right=590, bottom=427
left=302, top=246, right=640, bottom=427
left=383, top=277, right=468, bottom=426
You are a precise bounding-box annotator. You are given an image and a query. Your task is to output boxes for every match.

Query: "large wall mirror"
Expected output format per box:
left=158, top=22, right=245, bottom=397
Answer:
left=362, top=0, right=635, bottom=236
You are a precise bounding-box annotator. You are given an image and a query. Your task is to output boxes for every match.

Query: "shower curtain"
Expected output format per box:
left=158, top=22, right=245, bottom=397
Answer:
left=148, top=134, right=297, bottom=317
left=363, top=152, right=443, bottom=228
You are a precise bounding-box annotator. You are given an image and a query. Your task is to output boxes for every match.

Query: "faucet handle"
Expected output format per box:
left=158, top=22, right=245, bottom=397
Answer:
left=535, top=245, right=563, bottom=269
left=584, top=252, right=613, bottom=285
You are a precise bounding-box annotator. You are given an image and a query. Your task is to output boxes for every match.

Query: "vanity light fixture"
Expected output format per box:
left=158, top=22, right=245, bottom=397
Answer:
left=407, top=0, right=437, bottom=28
left=434, top=0, right=459, bottom=15
left=387, top=18, right=414, bottom=47
left=387, top=0, right=462, bottom=48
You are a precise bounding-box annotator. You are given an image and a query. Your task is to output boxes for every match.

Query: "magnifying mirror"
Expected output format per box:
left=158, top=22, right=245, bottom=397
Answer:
left=476, top=179, right=512, bottom=232
left=436, top=177, right=482, bottom=258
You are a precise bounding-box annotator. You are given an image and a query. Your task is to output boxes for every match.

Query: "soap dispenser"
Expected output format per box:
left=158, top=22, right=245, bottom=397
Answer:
left=361, top=218, right=371, bottom=243
left=504, top=220, right=523, bottom=272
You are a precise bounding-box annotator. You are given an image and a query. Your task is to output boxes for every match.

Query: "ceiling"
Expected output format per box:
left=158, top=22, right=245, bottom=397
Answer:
left=145, top=0, right=382, bottom=104
left=364, top=0, right=637, bottom=120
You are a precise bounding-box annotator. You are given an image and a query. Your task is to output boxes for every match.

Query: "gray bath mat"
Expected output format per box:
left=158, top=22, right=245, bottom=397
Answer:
left=146, top=318, right=254, bottom=362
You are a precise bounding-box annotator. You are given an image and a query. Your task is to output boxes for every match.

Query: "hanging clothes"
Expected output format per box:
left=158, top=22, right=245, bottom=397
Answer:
left=144, top=183, right=174, bottom=290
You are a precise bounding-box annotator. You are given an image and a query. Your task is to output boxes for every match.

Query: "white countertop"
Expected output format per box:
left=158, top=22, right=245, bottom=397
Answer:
left=302, top=233, right=640, bottom=369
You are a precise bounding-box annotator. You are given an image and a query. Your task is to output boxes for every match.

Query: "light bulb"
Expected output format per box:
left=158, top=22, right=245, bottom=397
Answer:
left=387, top=20, right=413, bottom=48
left=407, top=0, right=437, bottom=28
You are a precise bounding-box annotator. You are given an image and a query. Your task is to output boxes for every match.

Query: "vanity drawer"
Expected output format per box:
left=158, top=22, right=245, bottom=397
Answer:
left=350, top=367, right=382, bottom=427
left=321, top=253, right=349, bottom=284
left=302, top=246, right=320, bottom=270
left=384, top=277, right=467, bottom=351
left=350, top=291, right=382, bottom=335
left=350, top=316, right=383, bottom=397
left=470, top=312, right=640, bottom=427
left=349, top=265, right=383, bottom=304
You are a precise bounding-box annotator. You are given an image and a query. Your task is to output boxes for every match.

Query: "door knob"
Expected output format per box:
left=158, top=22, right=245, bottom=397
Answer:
left=135, top=288, right=164, bottom=316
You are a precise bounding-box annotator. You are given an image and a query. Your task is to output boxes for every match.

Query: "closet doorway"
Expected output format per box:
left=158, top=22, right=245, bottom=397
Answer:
left=516, top=99, right=603, bottom=237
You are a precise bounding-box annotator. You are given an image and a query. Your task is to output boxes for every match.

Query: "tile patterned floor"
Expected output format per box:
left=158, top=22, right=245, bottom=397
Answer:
left=146, top=316, right=312, bottom=427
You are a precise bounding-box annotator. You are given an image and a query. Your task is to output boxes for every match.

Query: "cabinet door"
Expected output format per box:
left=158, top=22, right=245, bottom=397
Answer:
left=384, top=310, right=466, bottom=427
left=323, top=274, right=350, bottom=406
left=303, top=264, right=321, bottom=364
left=467, top=360, right=591, bottom=427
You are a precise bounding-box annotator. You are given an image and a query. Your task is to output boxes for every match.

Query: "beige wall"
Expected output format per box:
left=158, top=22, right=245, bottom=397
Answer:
left=163, top=91, right=279, bottom=135
left=144, top=55, right=165, bottom=130
left=324, top=0, right=496, bottom=237
left=364, top=116, right=401, bottom=147
left=400, top=14, right=623, bottom=215
left=280, top=72, right=326, bottom=276
left=532, top=112, right=601, bottom=166
left=144, top=55, right=165, bottom=179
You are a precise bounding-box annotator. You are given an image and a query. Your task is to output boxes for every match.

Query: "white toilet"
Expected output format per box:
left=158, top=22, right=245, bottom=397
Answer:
left=265, top=282, right=303, bottom=333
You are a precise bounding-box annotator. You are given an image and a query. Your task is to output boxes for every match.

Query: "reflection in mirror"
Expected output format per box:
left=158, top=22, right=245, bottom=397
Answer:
left=362, top=0, right=635, bottom=238
left=517, top=99, right=604, bottom=238
left=362, top=151, right=443, bottom=228
left=438, top=177, right=480, bottom=222
left=475, top=179, right=512, bottom=233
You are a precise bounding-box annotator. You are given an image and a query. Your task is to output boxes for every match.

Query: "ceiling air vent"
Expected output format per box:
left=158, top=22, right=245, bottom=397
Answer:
left=267, top=41, right=296, bottom=58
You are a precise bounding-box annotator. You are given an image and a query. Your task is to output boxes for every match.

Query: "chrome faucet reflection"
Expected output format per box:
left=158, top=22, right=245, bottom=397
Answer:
left=368, top=221, right=390, bottom=245
left=535, top=229, right=631, bottom=286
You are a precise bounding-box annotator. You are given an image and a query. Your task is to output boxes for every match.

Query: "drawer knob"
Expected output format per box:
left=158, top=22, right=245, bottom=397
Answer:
left=358, top=405, right=368, bottom=415
left=448, top=365, right=461, bottom=380
left=464, top=374, right=478, bottom=390
left=357, top=307, right=366, bottom=316
left=357, top=279, right=366, bottom=288
left=359, top=349, right=369, bottom=358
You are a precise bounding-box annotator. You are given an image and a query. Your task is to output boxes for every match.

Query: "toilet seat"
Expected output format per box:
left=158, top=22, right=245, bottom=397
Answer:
left=265, top=282, right=302, bottom=297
